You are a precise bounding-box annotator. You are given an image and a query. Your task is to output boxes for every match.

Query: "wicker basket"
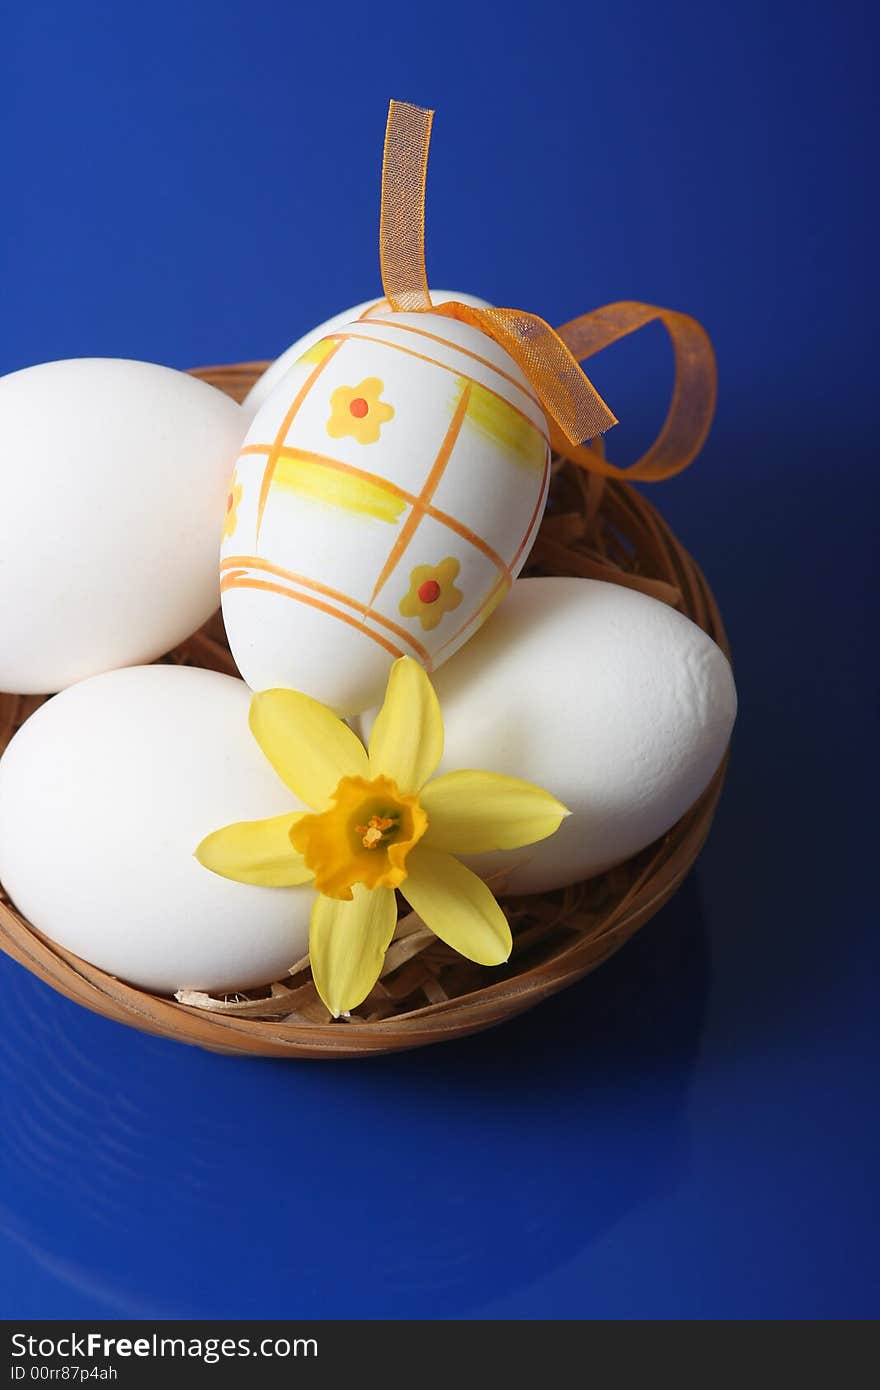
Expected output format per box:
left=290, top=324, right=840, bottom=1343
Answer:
left=0, top=362, right=730, bottom=1059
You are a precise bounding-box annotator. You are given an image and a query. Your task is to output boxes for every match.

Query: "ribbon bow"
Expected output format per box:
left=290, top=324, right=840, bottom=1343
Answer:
left=380, top=100, right=717, bottom=477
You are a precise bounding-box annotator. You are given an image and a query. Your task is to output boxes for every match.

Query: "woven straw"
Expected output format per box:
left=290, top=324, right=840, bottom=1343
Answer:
left=0, top=362, right=730, bottom=1059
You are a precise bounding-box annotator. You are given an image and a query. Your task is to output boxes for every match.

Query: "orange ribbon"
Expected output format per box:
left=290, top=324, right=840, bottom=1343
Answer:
left=379, top=99, right=717, bottom=477
left=550, top=303, right=717, bottom=480
left=380, top=100, right=616, bottom=446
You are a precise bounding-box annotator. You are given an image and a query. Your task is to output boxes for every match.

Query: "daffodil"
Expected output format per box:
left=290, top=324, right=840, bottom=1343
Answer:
left=196, top=658, right=568, bottom=1017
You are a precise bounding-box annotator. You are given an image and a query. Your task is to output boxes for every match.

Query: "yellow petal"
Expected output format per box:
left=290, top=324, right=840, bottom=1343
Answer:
left=249, top=689, right=369, bottom=809
left=420, top=770, right=569, bottom=854
left=400, top=847, right=512, bottom=966
left=195, top=814, right=313, bottom=886
left=309, top=885, right=397, bottom=1017
left=368, top=657, right=443, bottom=793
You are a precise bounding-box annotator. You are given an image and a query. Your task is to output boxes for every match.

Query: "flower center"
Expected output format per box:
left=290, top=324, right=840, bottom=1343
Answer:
left=226, top=491, right=234, bottom=512
left=418, top=579, right=441, bottom=604
left=355, top=813, right=397, bottom=849
left=289, top=774, right=428, bottom=900
left=349, top=397, right=369, bottom=418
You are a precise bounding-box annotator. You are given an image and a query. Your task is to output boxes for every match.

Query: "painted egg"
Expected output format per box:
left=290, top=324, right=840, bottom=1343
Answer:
left=0, top=665, right=313, bottom=993
left=0, top=358, right=247, bottom=695
left=243, top=290, right=491, bottom=417
left=222, top=309, right=550, bottom=714
left=363, top=577, right=737, bottom=893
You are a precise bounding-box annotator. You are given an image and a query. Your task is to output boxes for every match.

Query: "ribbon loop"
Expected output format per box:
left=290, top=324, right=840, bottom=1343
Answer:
left=550, top=303, right=718, bottom=481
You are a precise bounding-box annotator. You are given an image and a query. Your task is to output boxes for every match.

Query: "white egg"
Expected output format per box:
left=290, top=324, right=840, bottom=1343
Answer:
left=0, top=665, right=313, bottom=993
left=364, top=577, right=737, bottom=893
left=0, top=358, right=248, bottom=695
left=243, top=290, right=491, bottom=417
left=223, top=310, right=550, bottom=715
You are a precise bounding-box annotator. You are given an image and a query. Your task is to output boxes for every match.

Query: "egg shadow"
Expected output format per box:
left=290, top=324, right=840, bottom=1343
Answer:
left=0, top=875, right=709, bottom=1318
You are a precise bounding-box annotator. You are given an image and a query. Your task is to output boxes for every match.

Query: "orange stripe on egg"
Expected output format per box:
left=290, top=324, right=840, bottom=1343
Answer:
left=366, top=381, right=472, bottom=605
left=254, top=336, right=344, bottom=541
left=220, top=555, right=432, bottom=665
left=238, top=442, right=514, bottom=583
left=363, top=314, right=543, bottom=413
left=332, top=330, right=548, bottom=439
left=509, top=444, right=551, bottom=571
left=429, top=444, right=550, bottom=661
left=219, top=574, right=405, bottom=661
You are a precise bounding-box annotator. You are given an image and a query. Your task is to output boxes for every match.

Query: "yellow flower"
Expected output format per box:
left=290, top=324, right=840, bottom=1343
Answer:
left=223, top=476, right=243, bottom=539
left=398, top=558, right=463, bottom=631
left=326, top=377, right=394, bottom=445
left=195, top=659, right=569, bottom=1018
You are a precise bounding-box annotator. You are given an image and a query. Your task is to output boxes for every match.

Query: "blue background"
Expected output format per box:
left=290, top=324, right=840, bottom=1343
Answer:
left=1, top=0, right=876, bottom=1319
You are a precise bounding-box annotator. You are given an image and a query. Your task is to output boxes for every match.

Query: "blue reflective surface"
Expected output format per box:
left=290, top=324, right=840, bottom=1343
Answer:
left=1, top=0, right=877, bottom=1320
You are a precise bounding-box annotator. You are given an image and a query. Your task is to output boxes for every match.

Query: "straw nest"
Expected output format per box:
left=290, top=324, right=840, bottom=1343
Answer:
left=0, top=361, right=730, bottom=1059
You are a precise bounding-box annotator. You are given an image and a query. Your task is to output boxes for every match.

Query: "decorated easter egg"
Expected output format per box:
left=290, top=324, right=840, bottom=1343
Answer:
left=364, top=577, right=737, bottom=893
left=222, top=310, right=550, bottom=714
left=0, top=358, right=247, bottom=695
left=0, top=665, right=313, bottom=993
left=243, top=290, right=491, bottom=417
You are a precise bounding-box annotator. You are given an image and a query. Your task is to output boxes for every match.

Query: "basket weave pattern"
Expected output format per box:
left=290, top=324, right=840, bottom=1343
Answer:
left=0, top=363, right=729, bottom=1058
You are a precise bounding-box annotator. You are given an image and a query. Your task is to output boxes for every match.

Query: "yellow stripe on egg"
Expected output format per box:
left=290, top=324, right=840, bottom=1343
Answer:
left=461, top=379, right=547, bottom=473
left=273, top=451, right=407, bottom=523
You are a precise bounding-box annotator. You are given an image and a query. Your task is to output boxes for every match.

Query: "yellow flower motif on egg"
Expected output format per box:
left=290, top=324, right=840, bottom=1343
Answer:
left=326, top=377, right=394, bottom=445
left=223, top=475, right=243, bottom=539
left=195, top=658, right=569, bottom=1019
left=399, top=558, right=463, bottom=631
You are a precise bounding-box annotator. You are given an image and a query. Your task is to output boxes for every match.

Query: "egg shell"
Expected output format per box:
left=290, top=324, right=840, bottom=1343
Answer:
left=363, top=577, right=737, bottom=893
left=223, top=310, right=550, bottom=714
left=0, top=358, right=247, bottom=695
left=243, top=290, right=491, bottom=417
left=0, top=665, right=313, bottom=993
